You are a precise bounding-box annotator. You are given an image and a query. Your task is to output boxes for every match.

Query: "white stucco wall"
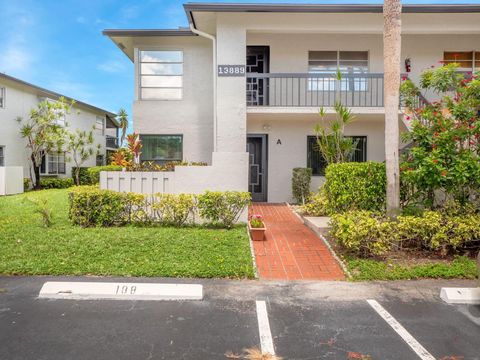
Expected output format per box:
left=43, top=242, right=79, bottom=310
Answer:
left=0, top=78, right=115, bottom=179
left=132, top=36, right=214, bottom=164
left=247, top=113, right=409, bottom=203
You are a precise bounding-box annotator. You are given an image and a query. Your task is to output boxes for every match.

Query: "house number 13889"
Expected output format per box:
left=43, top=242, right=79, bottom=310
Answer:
left=115, top=285, right=137, bottom=295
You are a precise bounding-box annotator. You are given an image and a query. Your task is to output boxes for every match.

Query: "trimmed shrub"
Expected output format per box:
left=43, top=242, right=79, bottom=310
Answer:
left=68, top=186, right=145, bottom=227
left=329, top=210, right=480, bottom=257
left=87, top=165, right=122, bottom=184
left=40, top=177, right=74, bottom=189
left=197, top=191, right=251, bottom=229
left=324, top=162, right=386, bottom=213
left=292, top=167, right=312, bottom=205
left=301, top=189, right=329, bottom=216
left=152, top=193, right=196, bottom=226
left=71, top=167, right=92, bottom=185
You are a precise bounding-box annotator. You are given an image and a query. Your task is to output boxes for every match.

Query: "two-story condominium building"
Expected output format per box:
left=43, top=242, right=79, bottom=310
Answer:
left=104, top=3, right=480, bottom=202
left=0, top=73, right=120, bottom=181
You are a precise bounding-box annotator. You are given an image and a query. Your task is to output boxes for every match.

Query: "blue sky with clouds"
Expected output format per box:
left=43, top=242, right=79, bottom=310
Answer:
left=1, top=0, right=479, bottom=131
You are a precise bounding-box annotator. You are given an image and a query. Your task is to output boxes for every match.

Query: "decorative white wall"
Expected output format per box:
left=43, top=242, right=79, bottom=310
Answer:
left=0, top=167, right=24, bottom=196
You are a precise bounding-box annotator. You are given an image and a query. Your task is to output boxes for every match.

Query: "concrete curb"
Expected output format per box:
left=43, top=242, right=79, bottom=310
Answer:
left=246, top=226, right=260, bottom=279
left=286, top=203, right=352, bottom=280
left=440, top=287, right=480, bottom=304
left=39, top=281, right=203, bottom=301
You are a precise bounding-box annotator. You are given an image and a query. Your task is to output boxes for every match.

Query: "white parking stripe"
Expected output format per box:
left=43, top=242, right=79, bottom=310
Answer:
left=367, top=299, right=435, bottom=360
left=256, top=300, right=275, bottom=355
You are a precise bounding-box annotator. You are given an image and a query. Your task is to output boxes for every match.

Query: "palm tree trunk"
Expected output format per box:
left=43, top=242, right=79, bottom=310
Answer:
left=384, top=0, right=402, bottom=218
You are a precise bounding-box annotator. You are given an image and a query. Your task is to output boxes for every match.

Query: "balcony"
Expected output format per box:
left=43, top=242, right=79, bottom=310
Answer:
left=106, top=135, right=119, bottom=149
left=247, top=73, right=385, bottom=108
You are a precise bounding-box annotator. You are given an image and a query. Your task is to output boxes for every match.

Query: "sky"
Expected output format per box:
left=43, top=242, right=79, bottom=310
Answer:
left=1, top=0, right=479, bottom=133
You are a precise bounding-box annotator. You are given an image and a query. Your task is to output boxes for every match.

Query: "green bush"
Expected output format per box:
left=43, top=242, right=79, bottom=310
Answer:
left=292, top=168, right=312, bottom=205
left=329, top=210, right=480, bottom=257
left=153, top=193, right=196, bottom=226
left=71, top=167, right=92, bottom=185
left=40, top=177, right=74, bottom=189
left=197, top=191, right=251, bottom=229
left=23, top=178, right=31, bottom=192
left=68, top=186, right=145, bottom=227
left=87, top=165, right=122, bottom=184
left=301, top=189, right=329, bottom=216
left=324, top=162, right=386, bottom=213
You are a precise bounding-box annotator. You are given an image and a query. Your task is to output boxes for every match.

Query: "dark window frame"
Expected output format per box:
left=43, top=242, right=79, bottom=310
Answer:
left=139, top=134, right=183, bottom=164
left=307, top=135, right=367, bottom=176
left=0, top=87, right=5, bottom=109
left=40, top=151, right=66, bottom=175
left=0, top=146, right=4, bottom=166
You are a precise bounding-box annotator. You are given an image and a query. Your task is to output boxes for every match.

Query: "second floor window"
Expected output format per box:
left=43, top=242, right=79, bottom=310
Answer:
left=40, top=152, right=66, bottom=175
left=443, top=51, right=480, bottom=71
left=0, top=87, right=5, bottom=108
left=0, top=146, right=4, bottom=166
left=308, top=51, right=369, bottom=91
left=139, top=50, right=183, bottom=100
left=307, top=136, right=367, bottom=176
left=96, top=116, right=105, bottom=134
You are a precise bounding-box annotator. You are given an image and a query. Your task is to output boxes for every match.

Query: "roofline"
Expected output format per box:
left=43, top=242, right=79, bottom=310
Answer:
left=183, top=3, right=480, bottom=16
left=102, top=29, right=197, bottom=37
left=0, top=73, right=119, bottom=125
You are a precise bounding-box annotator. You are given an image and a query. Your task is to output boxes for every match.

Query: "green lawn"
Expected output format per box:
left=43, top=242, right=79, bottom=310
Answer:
left=345, top=256, right=477, bottom=281
left=0, top=189, right=254, bottom=278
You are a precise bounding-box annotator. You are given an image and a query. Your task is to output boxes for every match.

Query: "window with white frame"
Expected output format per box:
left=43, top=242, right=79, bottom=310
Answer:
left=0, top=146, right=4, bottom=166
left=308, top=51, right=369, bottom=91
left=40, top=152, right=66, bottom=175
left=0, top=87, right=5, bottom=108
left=139, top=50, right=183, bottom=100
left=443, top=51, right=480, bottom=71
left=95, top=116, right=105, bottom=135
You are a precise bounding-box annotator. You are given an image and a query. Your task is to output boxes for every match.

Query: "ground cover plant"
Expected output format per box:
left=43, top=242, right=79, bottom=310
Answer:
left=0, top=189, right=254, bottom=278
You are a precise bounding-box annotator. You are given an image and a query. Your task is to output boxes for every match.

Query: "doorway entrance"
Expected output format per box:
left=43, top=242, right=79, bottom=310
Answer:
left=246, top=134, right=268, bottom=202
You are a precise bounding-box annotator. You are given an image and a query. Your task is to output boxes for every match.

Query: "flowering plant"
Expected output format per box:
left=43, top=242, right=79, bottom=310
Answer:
left=400, top=63, right=480, bottom=208
left=249, top=214, right=265, bottom=228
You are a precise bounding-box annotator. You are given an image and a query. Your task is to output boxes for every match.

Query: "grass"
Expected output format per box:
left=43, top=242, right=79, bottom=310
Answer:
left=0, top=189, right=255, bottom=278
left=345, top=256, right=478, bottom=281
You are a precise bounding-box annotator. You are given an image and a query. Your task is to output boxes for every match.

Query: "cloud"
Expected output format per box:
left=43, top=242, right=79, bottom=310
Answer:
left=97, top=60, right=127, bottom=73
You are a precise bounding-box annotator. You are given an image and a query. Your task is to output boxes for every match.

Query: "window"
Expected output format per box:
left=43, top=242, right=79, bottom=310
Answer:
left=40, top=152, right=66, bottom=175
left=0, top=146, right=4, bottom=166
left=307, top=136, right=367, bottom=176
left=139, top=50, right=183, bottom=100
left=0, top=87, right=5, bottom=108
left=308, top=51, right=369, bottom=91
left=96, top=154, right=104, bottom=166
left=96, top=116, right=105, bottom=134
left=140, top=135, right=183, bottom=164
left=443, top=51, right=480, bottom=70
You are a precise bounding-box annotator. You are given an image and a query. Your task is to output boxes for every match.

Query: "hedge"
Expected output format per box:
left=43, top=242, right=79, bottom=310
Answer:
left=324, top=162, right=386, bottom=213
left=71, top=167, right=93, bottom=185
left=329, top=210, right=480, bottom=257
left=40, top=177, right=74, bottom=189
left=87, top=165, right=122, bottom=184
left=68, top=186, right=251, bottom=228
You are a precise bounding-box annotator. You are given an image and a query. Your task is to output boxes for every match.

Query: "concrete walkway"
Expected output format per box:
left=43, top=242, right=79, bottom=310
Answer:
left=250, top=203, right=345, bottom=280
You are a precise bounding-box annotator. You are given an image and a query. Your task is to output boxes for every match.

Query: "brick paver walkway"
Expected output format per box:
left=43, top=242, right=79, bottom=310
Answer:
left=250, top=203, right=345, bottom=280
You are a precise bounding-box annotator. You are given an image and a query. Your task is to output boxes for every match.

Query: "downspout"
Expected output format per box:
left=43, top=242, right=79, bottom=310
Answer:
left=189, top=23, right=217, bottom=153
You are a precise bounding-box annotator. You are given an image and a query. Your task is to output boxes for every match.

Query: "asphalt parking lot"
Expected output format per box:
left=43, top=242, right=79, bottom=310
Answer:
left=0, top=277, right=479, bottom=360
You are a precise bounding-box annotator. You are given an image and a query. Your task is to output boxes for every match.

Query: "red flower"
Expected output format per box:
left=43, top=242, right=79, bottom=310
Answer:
left=441, top=170, right=448, bottom=177
left=433, top=159, right=439, bottom=164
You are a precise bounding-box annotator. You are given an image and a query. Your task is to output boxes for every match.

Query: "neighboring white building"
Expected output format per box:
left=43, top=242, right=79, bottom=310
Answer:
left=0, top=73, right=120, bottom=181
left=104, top=3, right=480, bottom=202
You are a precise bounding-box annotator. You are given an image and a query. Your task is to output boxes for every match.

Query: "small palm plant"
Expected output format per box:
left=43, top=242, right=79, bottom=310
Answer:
left=117, top=108, right=129, bottom=146
left=23, top=197, right=53, bottom=227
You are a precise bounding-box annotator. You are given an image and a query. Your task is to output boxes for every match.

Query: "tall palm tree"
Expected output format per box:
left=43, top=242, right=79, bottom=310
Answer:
left=384, top=0, right=402, bottom=218
left=117, top=108, right=129, bottom=146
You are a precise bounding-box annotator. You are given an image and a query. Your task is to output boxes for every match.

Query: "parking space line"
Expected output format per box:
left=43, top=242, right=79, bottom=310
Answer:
left=367, top=299, right=435, bottom=360
left=256, top=300, right=275, bottom=355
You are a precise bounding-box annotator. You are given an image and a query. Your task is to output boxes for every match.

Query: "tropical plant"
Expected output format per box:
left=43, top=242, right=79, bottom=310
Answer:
left=67, top=128, right=100, bottom=185
left=117, top=108, right=129, bottom=146
left=127, top=133, right=142, bottom=164
left=400, top=63, right=480, bottom=209
left=17, top=97, right=73, bottom=189
left=313, top=101, right=357, bottom=165
left=383, top=0, right=402, bottom=217
left=110, top=148, right=133, bottom=167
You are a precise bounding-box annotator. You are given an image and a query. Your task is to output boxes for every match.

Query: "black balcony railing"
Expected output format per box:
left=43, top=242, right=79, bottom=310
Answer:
left=106, top=135, right=119, bottom=149
left=247, top=72, right=387, bottom=108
